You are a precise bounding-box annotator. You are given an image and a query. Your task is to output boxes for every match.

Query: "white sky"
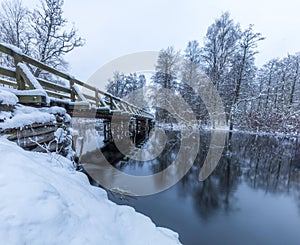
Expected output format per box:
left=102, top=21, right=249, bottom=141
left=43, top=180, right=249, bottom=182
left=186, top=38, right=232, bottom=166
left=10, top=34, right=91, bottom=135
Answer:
left=10, top=0, right=300, bottom=82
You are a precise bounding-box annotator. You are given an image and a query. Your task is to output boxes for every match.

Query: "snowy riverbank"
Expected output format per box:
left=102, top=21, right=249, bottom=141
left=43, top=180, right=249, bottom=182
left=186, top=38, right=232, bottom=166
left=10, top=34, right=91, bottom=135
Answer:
left=0, top=138, right=181, bottom=244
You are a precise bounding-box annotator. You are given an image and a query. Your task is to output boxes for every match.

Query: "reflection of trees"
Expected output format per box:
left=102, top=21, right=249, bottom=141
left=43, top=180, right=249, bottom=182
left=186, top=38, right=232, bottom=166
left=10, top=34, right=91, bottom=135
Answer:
left=234, top=133, right=300, bottom=194
left=72, top=118, right=99, bottom=139
left=234, top=133, right=300, bottom=215
left=178, top=132, right=300, bottom=220
left=71, top=118, right=100, bottom=154
left=179, top=132, right=241, bottom=220
left=82, top=125, right=300, bottom=218
left=150, top=131, right=181, bottom=173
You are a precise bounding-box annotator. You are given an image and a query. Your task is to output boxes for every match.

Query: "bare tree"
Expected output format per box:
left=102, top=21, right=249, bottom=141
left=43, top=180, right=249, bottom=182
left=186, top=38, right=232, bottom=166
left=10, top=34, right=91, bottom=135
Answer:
left=0, top=0, right=32, bottom=68
left=30, top=0, right=84, bottom=76
left=0, top=0, right=31, bottom=52
left=0, top=0, right=84, bottom=75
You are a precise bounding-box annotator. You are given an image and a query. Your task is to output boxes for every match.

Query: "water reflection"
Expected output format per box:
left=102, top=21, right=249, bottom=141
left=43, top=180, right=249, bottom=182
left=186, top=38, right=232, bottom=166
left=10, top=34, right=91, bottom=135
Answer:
left=77, top=120, right=300, bottom=245
left=180, top=133, right=300, bottom=219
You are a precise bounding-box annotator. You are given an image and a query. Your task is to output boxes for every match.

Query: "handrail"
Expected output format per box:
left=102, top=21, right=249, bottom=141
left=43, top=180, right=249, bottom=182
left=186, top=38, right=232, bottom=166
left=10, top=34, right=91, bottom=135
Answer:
left=0, top=43, right=154, bottom=119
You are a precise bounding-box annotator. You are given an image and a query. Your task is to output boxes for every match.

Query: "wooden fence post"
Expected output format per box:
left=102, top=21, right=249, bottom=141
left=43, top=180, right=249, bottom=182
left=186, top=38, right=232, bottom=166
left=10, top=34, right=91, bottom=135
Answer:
left=95, top=91, right=100, bottom=107
left=14, top=54, right=25, bottom=90
left=70, top=79, right=75, bottom=102
left=110, top=97, right=114, bottom=110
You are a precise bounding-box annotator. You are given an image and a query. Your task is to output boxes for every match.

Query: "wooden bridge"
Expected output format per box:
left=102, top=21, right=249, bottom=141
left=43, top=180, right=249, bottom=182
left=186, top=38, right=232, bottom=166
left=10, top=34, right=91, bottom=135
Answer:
left=0, top=43, right=154, bottom=122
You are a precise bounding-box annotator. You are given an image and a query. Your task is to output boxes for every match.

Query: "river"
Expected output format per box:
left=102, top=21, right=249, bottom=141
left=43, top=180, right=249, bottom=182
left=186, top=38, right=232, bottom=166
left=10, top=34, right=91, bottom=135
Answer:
left=73, top=119, right=300, bottom=245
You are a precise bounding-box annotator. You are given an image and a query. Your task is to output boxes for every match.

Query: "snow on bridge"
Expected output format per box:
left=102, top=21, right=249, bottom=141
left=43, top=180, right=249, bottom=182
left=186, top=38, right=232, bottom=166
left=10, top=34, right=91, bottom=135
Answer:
left=0, top=43, right=154, bottom=121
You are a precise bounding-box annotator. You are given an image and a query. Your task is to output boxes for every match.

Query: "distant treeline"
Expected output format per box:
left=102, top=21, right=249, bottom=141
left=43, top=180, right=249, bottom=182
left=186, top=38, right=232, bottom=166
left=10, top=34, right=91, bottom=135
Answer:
left=107, top=12, right=300, bottom=134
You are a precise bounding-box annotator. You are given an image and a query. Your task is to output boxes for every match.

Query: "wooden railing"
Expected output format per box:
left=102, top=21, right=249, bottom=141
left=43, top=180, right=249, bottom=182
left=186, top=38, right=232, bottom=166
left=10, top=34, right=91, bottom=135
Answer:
left=0, top=43, right=153, bottom=119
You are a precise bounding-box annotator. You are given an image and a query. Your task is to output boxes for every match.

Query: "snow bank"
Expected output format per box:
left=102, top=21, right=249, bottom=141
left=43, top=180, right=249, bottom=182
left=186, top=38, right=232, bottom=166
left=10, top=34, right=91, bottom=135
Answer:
left=0, top=89, right=18, bottom=106
left=0, top=139, right=181, bottom=245
left=0, top=111, right=12, bottom=122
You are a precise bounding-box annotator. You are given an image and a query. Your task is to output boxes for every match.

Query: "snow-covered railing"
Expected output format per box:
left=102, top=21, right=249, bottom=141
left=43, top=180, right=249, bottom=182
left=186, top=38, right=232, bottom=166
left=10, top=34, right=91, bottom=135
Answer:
left=0, top=43, right=154, bottom=119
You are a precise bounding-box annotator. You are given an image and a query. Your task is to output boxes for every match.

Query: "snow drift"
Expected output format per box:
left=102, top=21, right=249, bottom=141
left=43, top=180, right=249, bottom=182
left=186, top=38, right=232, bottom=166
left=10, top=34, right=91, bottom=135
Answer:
left=0, top=138, right=181, bottom=245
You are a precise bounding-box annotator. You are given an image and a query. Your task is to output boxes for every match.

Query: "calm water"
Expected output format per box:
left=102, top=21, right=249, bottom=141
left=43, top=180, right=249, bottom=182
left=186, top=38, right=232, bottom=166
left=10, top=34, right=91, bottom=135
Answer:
left=77, top=120, right=300, bottom=245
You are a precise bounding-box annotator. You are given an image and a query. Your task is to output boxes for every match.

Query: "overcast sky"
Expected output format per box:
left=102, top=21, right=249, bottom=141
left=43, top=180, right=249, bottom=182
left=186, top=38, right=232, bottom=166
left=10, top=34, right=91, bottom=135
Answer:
left=19, top=0, right=300, bottom=82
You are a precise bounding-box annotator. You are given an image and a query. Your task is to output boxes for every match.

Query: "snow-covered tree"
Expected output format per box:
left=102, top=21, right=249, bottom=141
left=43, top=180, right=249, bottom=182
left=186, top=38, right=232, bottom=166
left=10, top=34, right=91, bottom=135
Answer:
left=106, top=72, right=146, bottom=99
left=179, top=41, right=208, bottom=123
left=200, top=12, right=241, bottom=126
left=228, top=25, right=265, bottom=131
left=152, top=46, right=180, bottom=122
left=200, top=12, right=240, bottom=89
left=153, top=46, right=180, bottom=90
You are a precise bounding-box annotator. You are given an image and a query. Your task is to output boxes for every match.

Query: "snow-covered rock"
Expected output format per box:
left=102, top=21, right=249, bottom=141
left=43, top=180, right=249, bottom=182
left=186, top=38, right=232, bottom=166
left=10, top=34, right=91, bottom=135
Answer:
left=0, top=138, right=181, bottom=245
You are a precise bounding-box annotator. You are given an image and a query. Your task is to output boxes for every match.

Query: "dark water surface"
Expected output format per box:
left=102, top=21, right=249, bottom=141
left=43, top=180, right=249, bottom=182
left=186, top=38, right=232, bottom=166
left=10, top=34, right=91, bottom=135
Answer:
left=80, top=125, right=300, bottom=245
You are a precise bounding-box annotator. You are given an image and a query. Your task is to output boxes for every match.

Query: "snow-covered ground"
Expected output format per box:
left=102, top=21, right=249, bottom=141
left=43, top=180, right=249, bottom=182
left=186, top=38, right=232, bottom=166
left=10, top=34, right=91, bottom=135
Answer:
left=0, top=88, right=181, bottom=244
left=0, top=138, right=181, bottom=245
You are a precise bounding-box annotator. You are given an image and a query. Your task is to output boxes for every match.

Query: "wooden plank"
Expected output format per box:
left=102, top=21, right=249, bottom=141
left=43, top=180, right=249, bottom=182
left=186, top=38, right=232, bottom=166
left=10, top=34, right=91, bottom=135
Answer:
left=66, top=103, right=90, bottom=111
left=21, top=135, right=55, bottom=149
left=0, top=78, right=17, bottom=87
left=22, top=55, right=71, bottom=80
left=0, top=66, right=16, bottom=78
left=17, top=94, right=46, bottom=105
left=38, top=78, right=71, bottom=94
left=0, top=44, right=15, bottom=56
left=7, top=127, right=56, bottom=141
left=1, top=46, right=107, bottom=101
left=82, top=93, right=97, bottom=103
left=46, top=90, right=70, bottom=99
left=0, top=104, right=14, bottom=111
left=70, top=80, right=75, bottom=102
left=30, top=122, right=56, bottom=128
left=96, top=94, right=106, bottom=107
left=16, top=65, right=36, bottom=90
left=1, top=122, right=56, bottom=134
left=13, top=54, right=25, bottom=90
left=73, top=78, right=119, bottom=100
